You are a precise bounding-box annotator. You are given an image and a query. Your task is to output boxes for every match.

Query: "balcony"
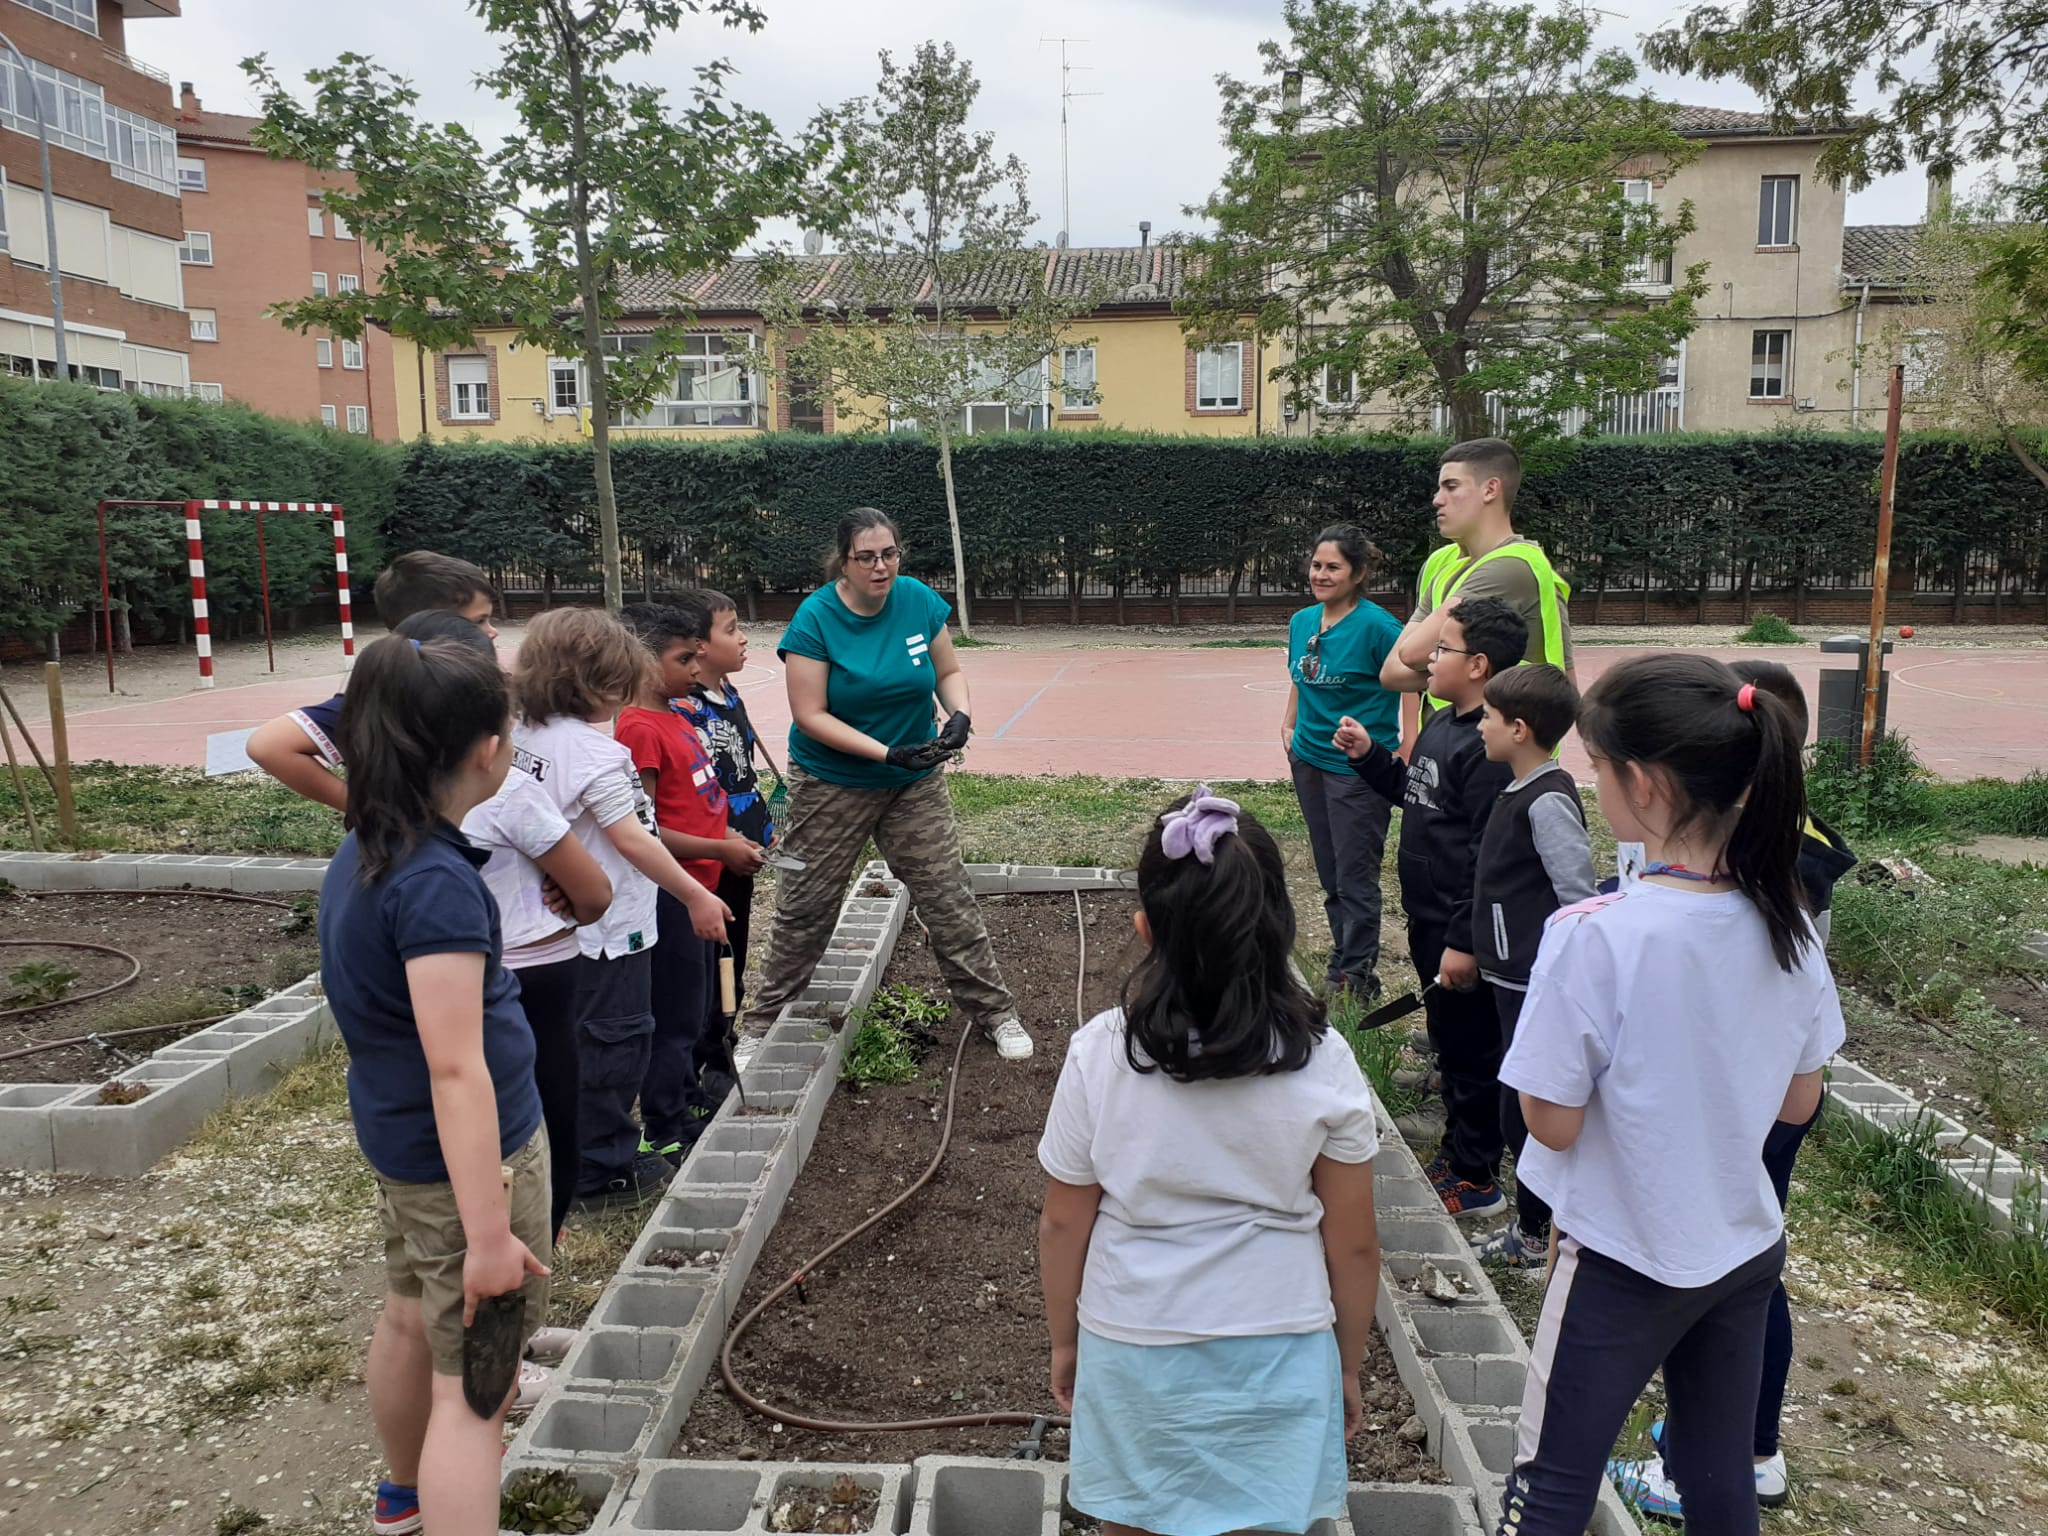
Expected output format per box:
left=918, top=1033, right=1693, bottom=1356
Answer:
left=103, top=44, right=170, bottom=86
left=1433, top=385, right=1685, bottom=437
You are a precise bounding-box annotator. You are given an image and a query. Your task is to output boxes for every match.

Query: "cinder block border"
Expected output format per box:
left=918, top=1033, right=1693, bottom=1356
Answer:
left=0, top=850, right=329, bottom=894
left=1824, top=1058, right=2044, bottom=1229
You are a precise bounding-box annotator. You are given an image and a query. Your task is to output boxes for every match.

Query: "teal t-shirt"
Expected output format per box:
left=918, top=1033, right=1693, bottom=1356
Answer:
left=779, top=576, right=954, bottom=788
left=1288, top=599, right=1403, bottom=774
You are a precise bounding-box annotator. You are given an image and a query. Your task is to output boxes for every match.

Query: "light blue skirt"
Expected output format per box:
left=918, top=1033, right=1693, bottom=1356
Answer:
left=1068, top=1327, right=1349, bottom=1536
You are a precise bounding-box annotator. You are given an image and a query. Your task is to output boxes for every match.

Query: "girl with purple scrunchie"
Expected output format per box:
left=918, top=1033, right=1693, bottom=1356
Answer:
left=1038, top=788, right=1384, bottom=1536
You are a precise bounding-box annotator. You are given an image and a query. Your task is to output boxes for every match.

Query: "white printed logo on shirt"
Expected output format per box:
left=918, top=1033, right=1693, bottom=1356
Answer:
left=905, top=632, right=929, bottom=668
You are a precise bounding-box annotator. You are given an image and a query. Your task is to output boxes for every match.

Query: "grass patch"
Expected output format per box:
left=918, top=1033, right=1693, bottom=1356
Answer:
left=948, top=775, right=1304, bottom=868
left=1808, top=731, right=2048, bottom=843
left=1327, top=991, right=1425, bottom=1117
left=840, top=984, right=945, bottom=1088
left=1799, top=1105, right=2048, bottom=1343
left=1826, top=853, right=2048, bottom=1015
left=1735, top=611, right=1802, bottom=644
left=551, top=1202, right=650, bottom=1329
left=0, top=763, right=342, bottom=856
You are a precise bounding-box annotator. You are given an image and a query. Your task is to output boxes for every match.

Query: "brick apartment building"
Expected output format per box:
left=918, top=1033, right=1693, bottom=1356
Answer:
left=173, top=82, right=396, bottom=437
left=0, top=0, right=191, bottom=396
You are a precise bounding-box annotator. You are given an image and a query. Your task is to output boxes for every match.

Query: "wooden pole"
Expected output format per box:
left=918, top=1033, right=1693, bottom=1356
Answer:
left=1863, top=363, right=1905, bottom=767
left=0, top=693, right=42, bottom=852
left=43, top=663, right=74, bottom=846
left=0, top=683, right=56, bottom=790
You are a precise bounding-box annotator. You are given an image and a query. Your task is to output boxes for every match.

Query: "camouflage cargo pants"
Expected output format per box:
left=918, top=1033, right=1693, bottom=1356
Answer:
left=750, top=761, right=1016, bottom=1028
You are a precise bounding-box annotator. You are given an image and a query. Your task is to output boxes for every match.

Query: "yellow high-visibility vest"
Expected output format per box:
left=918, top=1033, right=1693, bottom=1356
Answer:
left=1417, top=539, right=1571, bottom=714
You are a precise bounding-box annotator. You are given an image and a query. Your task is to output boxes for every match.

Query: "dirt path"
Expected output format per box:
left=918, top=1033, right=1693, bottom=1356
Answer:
left=683, top=891, right=1445, bottom=1484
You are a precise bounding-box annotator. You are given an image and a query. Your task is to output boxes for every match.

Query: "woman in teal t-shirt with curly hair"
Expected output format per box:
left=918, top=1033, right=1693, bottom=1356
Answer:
left=747, top=507, right=1033, bottom=1063
left=1282, top=524, right=1404, bottom=1002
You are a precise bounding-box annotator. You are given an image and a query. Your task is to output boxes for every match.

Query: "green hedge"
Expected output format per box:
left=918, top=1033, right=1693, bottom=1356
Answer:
left=0, top=379, right=395, bottom=646
left=4, top=374, right=2044, bottom=645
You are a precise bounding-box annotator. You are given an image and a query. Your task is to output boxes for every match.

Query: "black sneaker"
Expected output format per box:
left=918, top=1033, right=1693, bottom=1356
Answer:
left=574, top=1151, right=673, bottom=1211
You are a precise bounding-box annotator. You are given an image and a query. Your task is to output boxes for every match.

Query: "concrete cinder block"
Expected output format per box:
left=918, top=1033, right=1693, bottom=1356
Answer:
left=754, top=1042, right=829, bottom=1070
left=1438, top=1418, right=1517, bottom=1525
left=172, top=1011, right=321, bottom=1099
left=678, top=1150, right=768, bottom=1187
left=227, top=859, right=326, bottom=894
left=0, top=1084, right=87, bottom=1171
left=1829, top=1081, right=1912, bottom=1107
left=1429, top=1356, right=1527, bottom=1415
left=1408, top=1307, right=1522, bottom=1360
left=515, top=1392, right=668, bottom=1470
left=1345, top=1483, right=1485, bottom=1536
left=1375, top=1172, right=1441, bottom=1210
left=1376, top=1216, right=1468, bottom=1259
left=554, top=1326, right=689, bottom=1399
left=1380, top=1252, right=1490, bottom=1304
left=699, top=1122, right=787, bottom=1158
left=50, top=1058, right=230, bottom=1179
left=619, top=1460, right=762, bottom=1531
left=31, top=856, right=141, bottom=891
left=761, top=1466, right=916, bottom=1536
left=592, top=1278, right=714, bottom=1334
left=910, top=1457, right=1057, bottom=1536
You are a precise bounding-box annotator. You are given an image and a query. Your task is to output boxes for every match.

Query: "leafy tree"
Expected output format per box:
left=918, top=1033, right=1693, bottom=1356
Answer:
left=761, top=42, right=1108, bottom=633
left=1181, top=0, right=1708, bottom=442
left=244, top=0, right=823, bottom=613
left=1642, top=0, right=2048, bottom=189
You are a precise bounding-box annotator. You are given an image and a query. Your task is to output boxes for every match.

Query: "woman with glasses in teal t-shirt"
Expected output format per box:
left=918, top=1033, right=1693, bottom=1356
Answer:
left=1282, top=525, right=1404, bottom=1003
left=747, top=508, right=1033, bottom=1062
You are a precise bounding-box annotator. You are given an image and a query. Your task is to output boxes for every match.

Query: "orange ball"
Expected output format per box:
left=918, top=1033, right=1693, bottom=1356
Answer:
left=1899, top=625, right=1916, bottom=639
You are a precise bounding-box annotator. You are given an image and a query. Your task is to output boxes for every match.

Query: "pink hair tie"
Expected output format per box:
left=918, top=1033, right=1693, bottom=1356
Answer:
left=1736, top=682, right=1757, bottom=712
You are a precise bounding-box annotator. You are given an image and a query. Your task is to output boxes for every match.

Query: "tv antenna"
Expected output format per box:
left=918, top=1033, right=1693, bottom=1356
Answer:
left=1039, top=38, right=1100, bottom=246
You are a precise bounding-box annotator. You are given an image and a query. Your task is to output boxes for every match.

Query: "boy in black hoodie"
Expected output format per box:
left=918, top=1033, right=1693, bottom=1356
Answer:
left=1335, top=596, right=1528, bottom=1220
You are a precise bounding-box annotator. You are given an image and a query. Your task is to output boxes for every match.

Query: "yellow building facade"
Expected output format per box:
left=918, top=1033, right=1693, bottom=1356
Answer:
left=385, top=246, right=1283, bottom=445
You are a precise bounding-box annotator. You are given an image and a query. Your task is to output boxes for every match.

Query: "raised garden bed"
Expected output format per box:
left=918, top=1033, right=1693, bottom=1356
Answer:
left=0, top=888, right=317, bottom=1085
left=677, top=890, right=1444, bottom=1486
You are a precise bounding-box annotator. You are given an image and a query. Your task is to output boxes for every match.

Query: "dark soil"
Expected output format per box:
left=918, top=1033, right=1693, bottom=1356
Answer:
left=678, top=891, right=1443, bottom=1485
left=0, top=888, right=319, bottom=1085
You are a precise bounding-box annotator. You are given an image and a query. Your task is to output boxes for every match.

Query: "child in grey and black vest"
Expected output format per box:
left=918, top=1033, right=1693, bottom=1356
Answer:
left=1470, top=663, right=1596, bottom=1267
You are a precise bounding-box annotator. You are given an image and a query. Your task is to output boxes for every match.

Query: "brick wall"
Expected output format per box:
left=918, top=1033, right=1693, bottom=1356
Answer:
left=1183, top=341, right=1257, bottom=417
left=434, top=345, right=502, bottom=426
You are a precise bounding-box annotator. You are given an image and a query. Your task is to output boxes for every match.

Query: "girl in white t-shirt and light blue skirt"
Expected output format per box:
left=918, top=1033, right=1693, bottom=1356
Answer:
left=1498, top=655, right=1845, bottom=1536
left=1038, top=788, right=1382, bottom=1536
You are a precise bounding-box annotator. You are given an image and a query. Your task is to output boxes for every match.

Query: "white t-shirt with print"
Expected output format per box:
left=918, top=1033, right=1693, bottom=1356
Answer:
left=510, top=714, right=657, bottom=961
left=462, top=771, right=577, bottom=962
left=1501, top=881, right=1845, bottom=1289
left=1037, top=1008, right=1379, bottom=1346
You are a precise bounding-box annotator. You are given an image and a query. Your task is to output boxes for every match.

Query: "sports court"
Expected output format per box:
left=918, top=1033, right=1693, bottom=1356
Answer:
left=17, top=641, right=2044, bottom=784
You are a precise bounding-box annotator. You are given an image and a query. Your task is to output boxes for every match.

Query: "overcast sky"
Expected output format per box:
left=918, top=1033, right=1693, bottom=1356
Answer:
left=148, top=0, right=1940, bottom=243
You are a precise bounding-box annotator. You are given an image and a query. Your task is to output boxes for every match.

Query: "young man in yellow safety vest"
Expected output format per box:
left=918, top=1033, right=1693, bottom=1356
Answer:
left=1380, top=437, right=1574, bottom=755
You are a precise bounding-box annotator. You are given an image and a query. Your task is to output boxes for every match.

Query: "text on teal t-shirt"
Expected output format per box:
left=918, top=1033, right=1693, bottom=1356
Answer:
left=778, top=576, right=953, bottom=788
left=1288, top=599, right=1403, bottom=773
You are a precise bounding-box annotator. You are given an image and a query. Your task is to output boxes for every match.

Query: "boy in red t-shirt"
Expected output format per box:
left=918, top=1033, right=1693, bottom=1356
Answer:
left=617, top=601, right=734, bottom=1163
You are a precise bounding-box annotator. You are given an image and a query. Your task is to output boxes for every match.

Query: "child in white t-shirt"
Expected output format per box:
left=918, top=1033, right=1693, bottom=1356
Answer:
left=1038, top=787, right=1381, bottom=1536
left=1496, top=655, right=1845, bottom=1536
left=508, top=608, right=730, bottom=1211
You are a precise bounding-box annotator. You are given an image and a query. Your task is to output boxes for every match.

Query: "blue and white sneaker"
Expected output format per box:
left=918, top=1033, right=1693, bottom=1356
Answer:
left=1648, top=1420, right=1788, bottom=1506
left=1472, top=1222, right=1545, bottom=1267
left=1607, top=1457, right=1685, bottom=1524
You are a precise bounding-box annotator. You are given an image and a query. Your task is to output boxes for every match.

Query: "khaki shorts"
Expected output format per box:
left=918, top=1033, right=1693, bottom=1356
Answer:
left=375, top=1126, right=553, bottom=1377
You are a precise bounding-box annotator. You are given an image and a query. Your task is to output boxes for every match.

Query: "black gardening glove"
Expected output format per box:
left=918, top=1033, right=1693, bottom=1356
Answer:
left=885, top=741, right=951, bottom=771
left=936, top=711, right=971, bottom=752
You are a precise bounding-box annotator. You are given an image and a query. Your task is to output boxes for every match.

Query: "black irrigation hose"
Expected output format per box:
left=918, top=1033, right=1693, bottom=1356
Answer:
left=717, top=891, right=1087, bottom=1436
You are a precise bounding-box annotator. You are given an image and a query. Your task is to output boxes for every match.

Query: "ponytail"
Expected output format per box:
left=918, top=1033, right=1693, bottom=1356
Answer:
left=340, top=633, right=509, bottom=882
left=1121, top=793, right=1326, bottom=1081
left=1579, top=654, right=1812, bottom=971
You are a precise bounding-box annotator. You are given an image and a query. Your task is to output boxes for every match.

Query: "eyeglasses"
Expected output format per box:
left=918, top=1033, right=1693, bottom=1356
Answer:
left=1430, top=641, right=1475, bottom=660
left=847, top=547, right=902, bottom=569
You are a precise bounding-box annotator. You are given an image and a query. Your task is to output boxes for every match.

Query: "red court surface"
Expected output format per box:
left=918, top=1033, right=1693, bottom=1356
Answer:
left=18, top=643, right=2048, bottom=784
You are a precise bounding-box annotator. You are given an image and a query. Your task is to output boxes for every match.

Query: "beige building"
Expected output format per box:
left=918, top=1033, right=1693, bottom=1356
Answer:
left=1281, top=107, right=1968, bottom=438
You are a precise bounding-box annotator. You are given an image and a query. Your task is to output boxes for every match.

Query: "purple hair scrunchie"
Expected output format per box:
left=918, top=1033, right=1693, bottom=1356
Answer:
left=1159, top=784, right=1242, bottom=865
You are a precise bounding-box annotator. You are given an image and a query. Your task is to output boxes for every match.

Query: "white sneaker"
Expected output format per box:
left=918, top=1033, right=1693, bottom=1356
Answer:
left=985, top=1017, right=1034, bottom=1060
left=1754, top=1451, right=1789, bottom=1507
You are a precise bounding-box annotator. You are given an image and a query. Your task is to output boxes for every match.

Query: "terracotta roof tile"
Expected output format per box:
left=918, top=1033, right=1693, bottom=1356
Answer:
left=1842, top=223, right=1928, bottom=286
left=174, top=108, right=263, bottom=148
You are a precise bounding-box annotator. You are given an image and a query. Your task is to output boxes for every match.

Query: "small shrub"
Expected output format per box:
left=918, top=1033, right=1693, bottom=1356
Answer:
left=1735, top=611, right=1801, bottom=644
left=839, top=984, right=944, bottom=1088
left=501, top=1469, right=595, bottom=1535
left=1806, top=733, right=1940, bottom=838
left=5, top=961, right=81, bottom=1008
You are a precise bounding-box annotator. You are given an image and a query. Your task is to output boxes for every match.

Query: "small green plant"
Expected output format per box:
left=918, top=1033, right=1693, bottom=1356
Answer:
left=1734, top=611, right=1801, bottom=644
left=500, top=1469, right=595, bottom=1535
left=219, top=982, right=268, bottom=1009
left=279, top=895, right=319, bottom=936
left=839, top=985, right=945, bottom=1088
left=1806, top=733, right=1941, bottom=838
left=1326, top=992, right=1426, bottom=1117
left=5, top=961, right=81, bottom=1008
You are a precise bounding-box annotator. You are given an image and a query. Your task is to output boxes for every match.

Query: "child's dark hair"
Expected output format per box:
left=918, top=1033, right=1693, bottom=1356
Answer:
left=1309, top=524, right=1382, bottom=594
left=1727, top=659, right=1810, bottom=742
left=1122, top=793, right=1326, bottom=1082
left=373, top=551, right=499, bottom=626
left=1580, top=654, right=1812, bottom=971
left=340, top=632, right=508, bottom=882
left=392, top=608, right=498, bottom=657
left=513, top=607, right=647, bottom=722
left=1484, top=663, right=1578, bottom=749
left=687, top=587, right=737, bottom=617
left=1448, top=596, right=1527, bottom=679
left=620, top=599, right=712, bottom=651
left=828, top=507, right=902, bottom=579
